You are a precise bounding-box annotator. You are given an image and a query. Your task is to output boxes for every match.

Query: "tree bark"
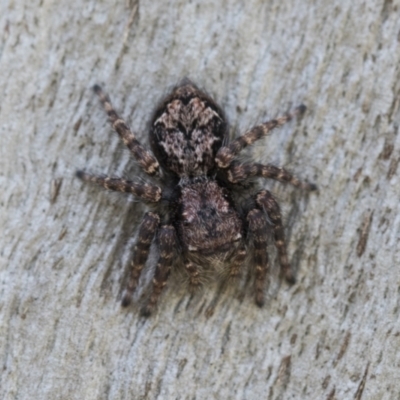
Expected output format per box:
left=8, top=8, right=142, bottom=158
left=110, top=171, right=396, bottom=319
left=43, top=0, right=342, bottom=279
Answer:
left=1, top=1, right=400, bottom=399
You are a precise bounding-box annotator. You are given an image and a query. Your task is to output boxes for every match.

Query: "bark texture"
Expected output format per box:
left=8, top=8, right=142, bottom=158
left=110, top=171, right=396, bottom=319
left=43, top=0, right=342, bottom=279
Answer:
left=1, top=1, right=400, bottom=399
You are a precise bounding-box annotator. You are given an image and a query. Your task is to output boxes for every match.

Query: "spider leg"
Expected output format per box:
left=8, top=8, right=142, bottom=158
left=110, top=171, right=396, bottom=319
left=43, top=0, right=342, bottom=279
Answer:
left=184, top=260, right=202, bottom=290
left=120, top=212, right=160, bottom=307
left=141, top=225, right=177, bottom=316
left=204, top=245, right=247, bottom=317
left=247, top=209, right=269, bottom=307
left=228, top=245, right=247, bottom=280
left=76, top=171, right=162, bottom=202
left=256, top=190, right=294, bottom=284
left=226, top=161, right=317, bottom=191
left=215, top=105, right=306, bottom=168
left=93, top=85, right=160, bottom=176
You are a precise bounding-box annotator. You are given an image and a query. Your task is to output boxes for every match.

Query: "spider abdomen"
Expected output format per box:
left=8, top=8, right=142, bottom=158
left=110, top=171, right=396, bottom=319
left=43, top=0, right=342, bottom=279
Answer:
left=177, top=179, right=243, bottom=256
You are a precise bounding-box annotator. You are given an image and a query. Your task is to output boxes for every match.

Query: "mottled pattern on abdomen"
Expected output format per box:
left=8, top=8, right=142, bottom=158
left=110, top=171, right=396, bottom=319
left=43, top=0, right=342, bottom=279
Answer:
left=177, top=179, right=243, bottom=254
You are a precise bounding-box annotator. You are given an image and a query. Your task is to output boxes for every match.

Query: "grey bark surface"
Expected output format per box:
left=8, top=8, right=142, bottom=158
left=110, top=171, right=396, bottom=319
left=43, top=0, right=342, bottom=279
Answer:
left=1, top=1, right=400, bottom=399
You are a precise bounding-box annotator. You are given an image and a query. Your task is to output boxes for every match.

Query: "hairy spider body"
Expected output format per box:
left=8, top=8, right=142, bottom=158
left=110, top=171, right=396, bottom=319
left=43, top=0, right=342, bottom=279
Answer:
left=150, top=85, right=243, bottom=264
left=77, top=81, right=316, bottom=316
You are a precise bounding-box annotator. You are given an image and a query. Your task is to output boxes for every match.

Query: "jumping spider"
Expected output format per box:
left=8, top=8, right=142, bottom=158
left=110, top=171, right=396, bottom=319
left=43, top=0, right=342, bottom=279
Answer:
left=77, top=80, right=317, bottom=316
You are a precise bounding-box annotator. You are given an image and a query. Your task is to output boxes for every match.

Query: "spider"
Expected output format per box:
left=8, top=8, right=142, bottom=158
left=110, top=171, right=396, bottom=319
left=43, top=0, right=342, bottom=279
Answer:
left=77, top=80, right=317, bottom=316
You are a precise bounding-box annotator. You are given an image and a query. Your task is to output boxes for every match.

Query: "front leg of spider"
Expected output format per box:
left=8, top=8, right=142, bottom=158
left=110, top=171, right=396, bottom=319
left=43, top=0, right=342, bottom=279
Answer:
left=215, top=105, right=307, bottom=169
left=92, top=84, right=160, bottom=176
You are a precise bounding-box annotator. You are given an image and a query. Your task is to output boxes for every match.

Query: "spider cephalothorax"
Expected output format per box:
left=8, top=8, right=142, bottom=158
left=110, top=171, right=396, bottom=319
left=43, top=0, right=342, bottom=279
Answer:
left=77, top=80, right=316, bottom=316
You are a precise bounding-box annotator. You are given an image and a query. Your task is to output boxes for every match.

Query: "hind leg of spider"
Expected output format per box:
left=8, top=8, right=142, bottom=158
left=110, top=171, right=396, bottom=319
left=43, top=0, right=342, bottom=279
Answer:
left=141, top=225, right=177, bottom=316
left=256, top=190, right=295, bottom=284
left=247, top=209, right=269, bottom=307
left=203, top=246, right=246, bottom=317
left=228, top=245, right=247, bottom=280
left=184, top=260, right=202, bottom=291
left=121, top=212, right=160, bottom=307
left=93, top=85, right=160, bottom=176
